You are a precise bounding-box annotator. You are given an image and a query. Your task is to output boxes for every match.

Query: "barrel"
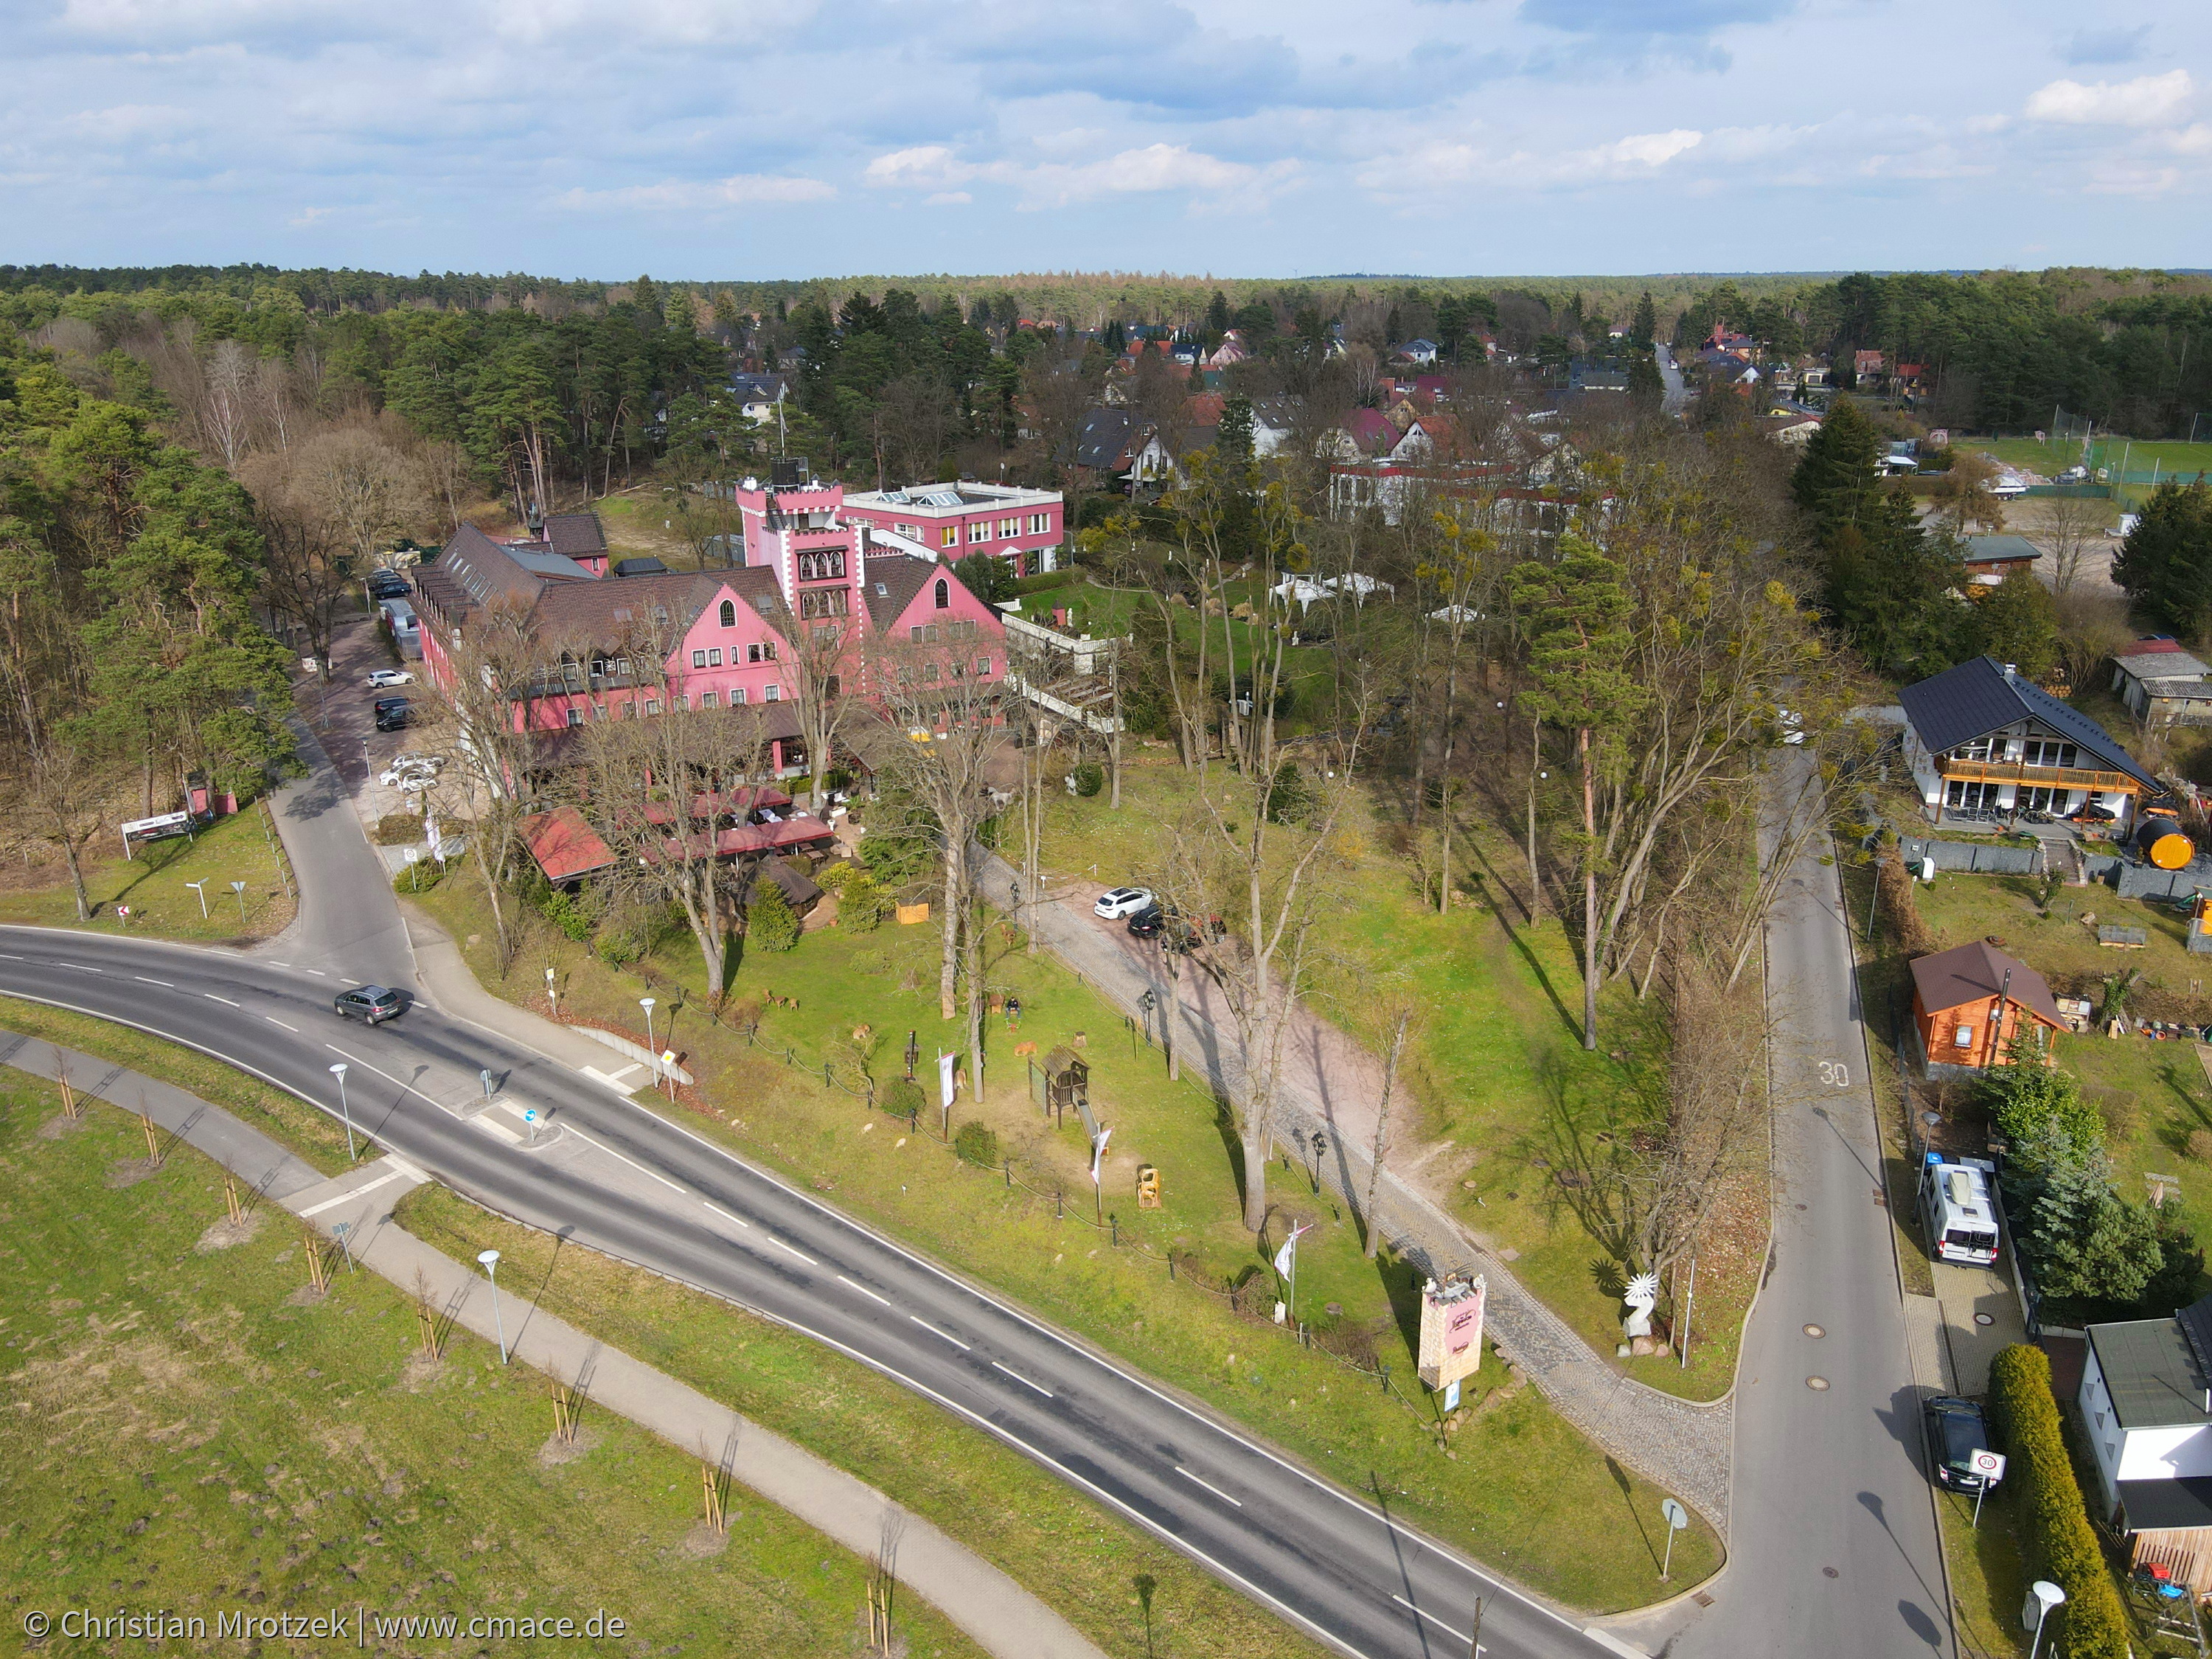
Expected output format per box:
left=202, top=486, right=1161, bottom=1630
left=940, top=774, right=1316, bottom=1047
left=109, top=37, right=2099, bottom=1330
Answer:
left=2149, top=832, right=2195, bottom=871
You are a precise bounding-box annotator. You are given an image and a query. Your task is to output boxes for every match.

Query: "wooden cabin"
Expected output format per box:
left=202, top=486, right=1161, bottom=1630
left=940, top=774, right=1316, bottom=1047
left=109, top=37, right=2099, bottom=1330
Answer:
left=1907, top=940, right=2064, bottom=1074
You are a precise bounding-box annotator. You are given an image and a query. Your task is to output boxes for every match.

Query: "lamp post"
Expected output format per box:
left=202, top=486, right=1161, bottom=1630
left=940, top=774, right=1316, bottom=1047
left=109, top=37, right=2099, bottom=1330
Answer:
left=186, top=880, right=209, bottom=919
left=2025, top=1580, right=2066, bottom=1659
left=230, top=880, right=247, bottom=922
left=328, top=1062, right=355, bottom=1161
left=477, top=1248, right=509, bottom=1366
left=639, top=997, right=658, bottom=1091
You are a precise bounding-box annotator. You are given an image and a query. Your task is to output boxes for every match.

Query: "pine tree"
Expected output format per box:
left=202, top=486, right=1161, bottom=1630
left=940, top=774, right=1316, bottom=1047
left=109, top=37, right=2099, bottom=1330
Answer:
left=1630, top=291, right=1657, bottom=347
left=1790, top=398, right=1885, bottom=534
left=747, top=878, right=801, bottom=953
left=2113, top=480, right=2212, bottom=639
left=1969, top=566, right=2060, bottom=680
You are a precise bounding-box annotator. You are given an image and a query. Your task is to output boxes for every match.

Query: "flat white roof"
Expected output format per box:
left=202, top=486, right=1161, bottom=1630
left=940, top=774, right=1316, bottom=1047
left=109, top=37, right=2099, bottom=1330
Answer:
left=845, top=482, right=1060, bottom=515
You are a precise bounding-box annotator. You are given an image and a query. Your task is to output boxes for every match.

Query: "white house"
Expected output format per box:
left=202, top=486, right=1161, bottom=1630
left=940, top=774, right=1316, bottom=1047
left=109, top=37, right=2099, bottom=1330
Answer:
left=2079, top=1298, right=2212, bottom=1593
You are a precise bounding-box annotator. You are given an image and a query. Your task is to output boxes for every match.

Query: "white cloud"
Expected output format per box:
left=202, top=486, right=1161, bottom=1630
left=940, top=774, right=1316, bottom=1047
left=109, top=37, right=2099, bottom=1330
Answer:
left=1588, top=128, right=1703, bottom=167
left=2025, top=69, right=2194, bottom=127
left=864, top=140, right=1289, bottom=207
left=554, top=173, right=835, bottom=211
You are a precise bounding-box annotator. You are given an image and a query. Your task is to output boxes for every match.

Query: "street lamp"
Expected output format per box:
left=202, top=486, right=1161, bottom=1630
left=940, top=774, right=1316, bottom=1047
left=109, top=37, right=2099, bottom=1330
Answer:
left=639, top=997, right=658, bottom=1091
left=230, top=880, right=247, bottom=923
left=328, top=1062, right=356, bottom=1161
left=2025, top=1581, right=2066, bottom=1659
left=477, top=1248, right=509, bottom=1366
left=186, top=880, right=209, bottom=919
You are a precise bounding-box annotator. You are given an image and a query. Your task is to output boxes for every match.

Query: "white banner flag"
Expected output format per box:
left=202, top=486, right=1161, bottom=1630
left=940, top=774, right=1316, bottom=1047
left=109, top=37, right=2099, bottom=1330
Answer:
left=1090, top=1126, right=1112, bottom=1186
left=938, top=1050, right=956, bottom=1110
left=1273, top=1222, right=1310, bottom=1279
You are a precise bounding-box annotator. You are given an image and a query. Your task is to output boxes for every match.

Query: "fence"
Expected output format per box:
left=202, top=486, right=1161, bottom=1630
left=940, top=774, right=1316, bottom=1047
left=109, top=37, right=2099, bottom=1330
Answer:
left=1898, top=835, right=2045, bottom=876
left=2114, top=857, right=2212, bottom=902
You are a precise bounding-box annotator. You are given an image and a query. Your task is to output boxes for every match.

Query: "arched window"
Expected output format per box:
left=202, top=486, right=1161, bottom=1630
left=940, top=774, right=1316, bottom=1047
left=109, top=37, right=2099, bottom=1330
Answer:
left=718, top=599, right=736, bottom=627
left=933, top=578, right=950, bottom=611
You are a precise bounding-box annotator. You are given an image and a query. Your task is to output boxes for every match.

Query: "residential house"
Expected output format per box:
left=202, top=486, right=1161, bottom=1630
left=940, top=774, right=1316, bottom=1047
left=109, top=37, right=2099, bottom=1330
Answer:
left=1955, top=534, right=2042, bottom=594
left=728, top=373, right=790, bottom=424
left=841, top=481, right=1064, bottom=577
left=1906, top=939, right=2063, bottom=1077
left=1397, top=338, right=1439, bottom=366
left=1318, top=408, right=1402, bottom=461
left=1760, top=412, right=1823, bottom=448
left=505, top=510, right=613, bottom=577
left=2114, top=639, right=2212, bottom=727
left=1205, top=330, right=1251, bottom=368
left=2079, top=1295, right=2212, bottom=1596
left=1898, top=655, right=2159, bottom=827
left=1853, top=349, right=1885, bottom=389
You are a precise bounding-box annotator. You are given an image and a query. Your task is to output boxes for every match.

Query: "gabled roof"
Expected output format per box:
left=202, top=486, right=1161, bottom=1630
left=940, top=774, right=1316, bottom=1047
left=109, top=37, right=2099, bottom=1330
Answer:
left=543, top=512, right=609, bottom=560
left=1074, top=407, right=1134, bottom=470
left=2116, top=639, right=2212, bottom=684
left=431, top=523, right=544, bottom=612
left=520, top=806, right=616, bottom=883
left=1958, top=534, right=2042, bottom=566
left=1898, top=656, right=2157, bottom=788
left=1907, top=939, right=2063, bottom=1027
left=863, top=553, right=940, bottom=633
left=527, top=565, right=787, bottom=647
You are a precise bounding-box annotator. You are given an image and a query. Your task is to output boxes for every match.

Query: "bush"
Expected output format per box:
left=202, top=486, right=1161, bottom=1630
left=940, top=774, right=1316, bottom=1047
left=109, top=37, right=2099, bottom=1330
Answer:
left=372, top=813, right=425, bottom=846
left=839, top=872, right=886, bottom=933
left=1266, top=762, right=1314, bottom=826
left=748, top=881, right=801, bottom=953
left=390, top=858, right=444, bottom=894
left=954, top=1121, right=1001, bottom=1169
left=883, top=1078, right=923, bottom=1121
left=1071, top=761, right=1105, bottom=799
left=536, top=886, right=594, bottom=943
left=1010, top=567, right=1082, bottom=597
left=1986, top=1344, right=2132, bottom=1659
left=1982, top=1065, right=2103, bottom=1172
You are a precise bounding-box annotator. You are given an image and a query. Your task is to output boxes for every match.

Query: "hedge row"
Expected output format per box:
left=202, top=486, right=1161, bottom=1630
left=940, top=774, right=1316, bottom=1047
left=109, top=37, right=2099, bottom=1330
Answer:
left=1987, top=1343, right=2132, bottom=1659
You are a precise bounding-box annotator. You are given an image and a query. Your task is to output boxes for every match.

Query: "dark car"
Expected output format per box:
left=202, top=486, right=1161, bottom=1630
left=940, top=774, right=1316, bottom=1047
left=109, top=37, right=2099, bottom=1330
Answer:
left=373, top=695, right=412, bottom=731
left=333, top=984, right=403, bottom=1025
left=1921, top=1394, right=1994, bottom=1491
left=1127, top=904, right=1165, bottom=939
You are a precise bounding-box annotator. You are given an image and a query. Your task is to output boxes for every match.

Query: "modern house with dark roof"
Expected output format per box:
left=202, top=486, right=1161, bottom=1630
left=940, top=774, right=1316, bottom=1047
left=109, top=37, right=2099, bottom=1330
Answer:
left=1898, top=655, right=2160, bottom=829
left=2079, top=1294, right=2212, bottom=1595
left=1905, top=939, right=2063, bottom=1076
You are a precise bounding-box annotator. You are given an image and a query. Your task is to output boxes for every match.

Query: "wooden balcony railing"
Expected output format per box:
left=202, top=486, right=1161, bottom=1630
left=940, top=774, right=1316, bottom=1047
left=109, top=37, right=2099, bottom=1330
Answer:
left=1938, top=757, right=2140, bottom=793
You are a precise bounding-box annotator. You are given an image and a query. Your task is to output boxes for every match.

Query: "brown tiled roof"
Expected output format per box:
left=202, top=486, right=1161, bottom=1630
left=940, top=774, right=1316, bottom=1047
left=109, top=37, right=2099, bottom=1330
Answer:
left=543, top=512, right=608, bottom=559
left=524, top=564, right=790, bottom=647
left=863, top=553, right=940, bottom=633
left=1908, top=940, right=2063, bottom=1027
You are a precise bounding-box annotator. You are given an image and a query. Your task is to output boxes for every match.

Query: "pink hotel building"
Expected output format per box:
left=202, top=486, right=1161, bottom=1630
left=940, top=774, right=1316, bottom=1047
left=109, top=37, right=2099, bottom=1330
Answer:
left=412, top=462, right=1024, bottom=778
left=837, top=481, right=1064, bottom=577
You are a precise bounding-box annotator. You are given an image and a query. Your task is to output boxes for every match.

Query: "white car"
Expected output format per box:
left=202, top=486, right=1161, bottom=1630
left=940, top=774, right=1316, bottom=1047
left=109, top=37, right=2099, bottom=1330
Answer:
left=366, top=669, right=414, bottom=688
left=1093, top=886, right=1155, bottom=919
left=378, top=760, right=442, bottom=788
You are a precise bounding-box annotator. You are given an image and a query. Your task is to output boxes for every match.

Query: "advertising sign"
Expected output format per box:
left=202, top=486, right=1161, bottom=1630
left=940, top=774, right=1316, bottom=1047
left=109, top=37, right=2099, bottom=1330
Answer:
left=1416, top=1275, right=1486, bottom=1392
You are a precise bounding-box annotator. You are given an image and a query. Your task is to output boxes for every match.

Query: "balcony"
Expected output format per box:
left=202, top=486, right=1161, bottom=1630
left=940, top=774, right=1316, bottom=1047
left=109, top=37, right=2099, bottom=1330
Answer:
left=1938, top=757, right=2140, bottom=793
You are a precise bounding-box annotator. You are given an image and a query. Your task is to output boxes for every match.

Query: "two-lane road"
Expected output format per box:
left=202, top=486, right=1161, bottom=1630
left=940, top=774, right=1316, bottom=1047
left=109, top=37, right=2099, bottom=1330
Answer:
left=0, top=925, right=1617, bottom=1659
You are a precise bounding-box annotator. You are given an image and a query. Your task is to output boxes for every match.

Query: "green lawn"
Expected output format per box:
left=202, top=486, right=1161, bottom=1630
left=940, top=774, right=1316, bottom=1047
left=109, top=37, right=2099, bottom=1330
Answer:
left=0, top=804, right=295, bottom=944
left=0, top=1074, right=982, bottom=1659
left=417, top=797, right=1728, bottom=1609
left=1026, top=762, right=1763, bottom=1402
left=399, top=1186, right=1330, bottom=1659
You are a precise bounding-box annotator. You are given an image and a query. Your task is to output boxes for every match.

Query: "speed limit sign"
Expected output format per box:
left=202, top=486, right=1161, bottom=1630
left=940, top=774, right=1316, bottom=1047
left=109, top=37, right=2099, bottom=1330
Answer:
left=1971, top=1450, right=2007, bottom=1482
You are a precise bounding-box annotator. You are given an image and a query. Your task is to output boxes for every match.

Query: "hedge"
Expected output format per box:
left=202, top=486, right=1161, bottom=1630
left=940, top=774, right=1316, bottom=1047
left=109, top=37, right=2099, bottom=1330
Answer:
left=1987, top=1343, right=2132, bottom=1659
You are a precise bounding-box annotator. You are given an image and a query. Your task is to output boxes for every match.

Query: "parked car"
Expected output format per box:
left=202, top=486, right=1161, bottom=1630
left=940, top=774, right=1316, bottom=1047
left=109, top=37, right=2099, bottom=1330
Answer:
left=1126, top=905, right=1165, bottom=939
left=333, top=984, right=404, bottom=1025
left=1093, top=886, right=1155, bottom=919
left=366, top=669, right=413, bottom=688
left=1921, top=1395, right=1994, bottom=1492
left=373, top=695, right=412, bottom=732
left=379, top=768, right=434, bottom=791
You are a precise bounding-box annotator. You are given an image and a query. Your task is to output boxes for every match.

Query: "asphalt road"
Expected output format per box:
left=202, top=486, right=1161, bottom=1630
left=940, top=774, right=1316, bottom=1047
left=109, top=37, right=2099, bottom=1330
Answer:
left=0, top=922, right=1621, bottom=1659
left=1649, top=751, right=1952, bottom=1659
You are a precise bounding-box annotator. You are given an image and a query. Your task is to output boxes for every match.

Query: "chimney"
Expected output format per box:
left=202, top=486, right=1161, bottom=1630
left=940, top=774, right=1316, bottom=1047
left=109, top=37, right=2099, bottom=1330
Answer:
left=2002, top=663, right=2017, bottom=681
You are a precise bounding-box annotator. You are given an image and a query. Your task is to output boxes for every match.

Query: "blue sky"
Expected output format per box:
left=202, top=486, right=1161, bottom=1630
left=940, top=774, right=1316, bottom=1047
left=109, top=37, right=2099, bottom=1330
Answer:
left=3, top=0, right=2207, bottom=279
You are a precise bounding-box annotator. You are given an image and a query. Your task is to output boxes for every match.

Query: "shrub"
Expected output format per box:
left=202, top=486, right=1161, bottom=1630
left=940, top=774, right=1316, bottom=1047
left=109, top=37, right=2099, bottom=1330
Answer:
left=1266, top=761, right=1314, bottom=826
left=390, top=858, right=444, bottom=894
left=1982, top=1065, right=2103, bottom=1172
left=1071, top=761, right=1105, bottom=799
left=883, top=1078, right=923, bottom=1121
left=747, top=881, right=801, bottom=953
left=839, top=872, right=886, bottom=933
left=372, top=813, right=425, bottom=846
left=536, top=886, right=594, bottom=943
left=2188, top=1127, right=2212, bottom=1163
left=1986, top=1343, right=2131, bottom=1659
left=954, top=1120, right=1001, bottom=1168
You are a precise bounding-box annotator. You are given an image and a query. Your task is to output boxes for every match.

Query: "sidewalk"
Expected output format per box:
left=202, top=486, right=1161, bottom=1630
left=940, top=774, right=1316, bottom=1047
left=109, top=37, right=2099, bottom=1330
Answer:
left=1, top=1027, right=1106, bottom=1659
left=977, top=848, right=1737, bottom=1533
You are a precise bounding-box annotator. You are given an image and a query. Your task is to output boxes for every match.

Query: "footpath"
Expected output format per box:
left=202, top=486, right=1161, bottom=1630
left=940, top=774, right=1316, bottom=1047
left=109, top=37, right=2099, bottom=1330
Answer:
left=975, top=849, right=1736, bottom=1535
left=0, top=1027, right=1105, bottom=1659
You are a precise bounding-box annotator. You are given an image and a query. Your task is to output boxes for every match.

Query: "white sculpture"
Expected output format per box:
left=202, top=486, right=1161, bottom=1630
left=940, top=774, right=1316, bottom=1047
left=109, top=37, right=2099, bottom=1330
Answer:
left=1623, top=1271, right=1660, bottom=1340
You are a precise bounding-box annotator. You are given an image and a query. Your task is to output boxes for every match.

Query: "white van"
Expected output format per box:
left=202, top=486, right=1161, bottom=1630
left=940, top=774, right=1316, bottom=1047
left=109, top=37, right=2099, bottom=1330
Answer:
left=1919, top=1154, right=2000, bottom=1266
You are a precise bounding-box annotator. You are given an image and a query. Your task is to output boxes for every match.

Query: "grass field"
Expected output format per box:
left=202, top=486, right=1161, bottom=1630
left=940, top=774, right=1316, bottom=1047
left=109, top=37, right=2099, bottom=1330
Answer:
left=0, top=805, right=295, bottom=944
left=0, top=1074, right=985, bottom=1659
left=399, top=1186, right=1333, bottom=1659
left=417, top=855, right=1725, bottom=1610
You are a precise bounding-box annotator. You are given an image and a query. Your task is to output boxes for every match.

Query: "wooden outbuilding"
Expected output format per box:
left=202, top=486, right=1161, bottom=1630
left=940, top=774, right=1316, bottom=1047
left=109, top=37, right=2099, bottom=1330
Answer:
left=1907, top=939, right=2065, bottom=1073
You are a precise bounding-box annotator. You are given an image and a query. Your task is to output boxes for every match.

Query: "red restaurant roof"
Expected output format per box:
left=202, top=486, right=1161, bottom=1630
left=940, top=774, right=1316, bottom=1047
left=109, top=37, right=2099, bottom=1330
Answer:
left=521, top=806, right=616, bottom=883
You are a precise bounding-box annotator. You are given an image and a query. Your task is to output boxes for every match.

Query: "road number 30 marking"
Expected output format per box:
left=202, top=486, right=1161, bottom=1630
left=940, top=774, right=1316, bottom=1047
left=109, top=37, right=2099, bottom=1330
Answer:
left=1818, top=1060, right=1850, bottom=1087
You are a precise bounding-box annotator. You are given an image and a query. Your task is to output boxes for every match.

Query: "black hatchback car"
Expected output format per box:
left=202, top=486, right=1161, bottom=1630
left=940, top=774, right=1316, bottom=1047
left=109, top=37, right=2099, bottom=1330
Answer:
left=373, top=695, right=412, bottom=732
left=333, top=985, right=403, bottom=1025
left=1127, top=904, right=1165, bottom=939
left=1922, top=1394, right=1994, bottom=1491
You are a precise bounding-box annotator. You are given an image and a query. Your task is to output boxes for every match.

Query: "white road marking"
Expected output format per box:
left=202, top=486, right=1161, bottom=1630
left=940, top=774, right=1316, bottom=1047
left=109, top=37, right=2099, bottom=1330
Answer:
left=472, top=1113, right=523, bottom=1144
left=265, top=1016, right=299, bottom=1033
left=134, top=976, right=174, bottom=987
left=580, top=1065, right=640, bottom=1095
left=990, top=1360, right=1054, bottom=1399
left=299, top=1167, right=406, bottom=1216
left=268, top=960, right=291, bottom=967
left=837, top=1275, right=891, bottom=1307
left=701, top=1200, right=750, bottom=1228
left=911, top=1317, right=970, bottom=1352
left=563, top=1125, right=688, bottom=1194
left=59, top=963, right=102, bottom=973
left=1177, top=1466, right=1244, bottom=1508
left=762, top=1233, right=817, bottom=1266
left=1392, top=1597, right=1470, bottom=1644
left=304, top=970, right=326, bottom=976
left=204, top=993, right=238, bottom=1006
